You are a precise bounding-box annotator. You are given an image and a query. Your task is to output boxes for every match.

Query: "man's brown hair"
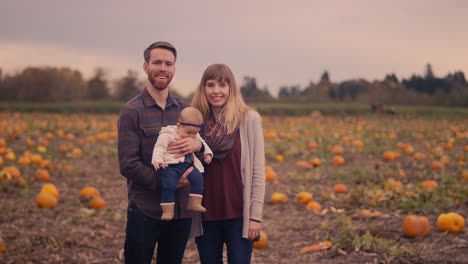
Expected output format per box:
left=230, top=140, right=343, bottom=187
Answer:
left=144, top=41, right=177, bottom=63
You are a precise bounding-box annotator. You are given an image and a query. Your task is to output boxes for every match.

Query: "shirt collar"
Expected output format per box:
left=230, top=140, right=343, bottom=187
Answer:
left=142, top=87, right=178, bottom=109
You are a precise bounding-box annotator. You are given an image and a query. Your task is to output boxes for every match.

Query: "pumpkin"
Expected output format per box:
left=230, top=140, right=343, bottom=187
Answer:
left=88, top=196, right=106, bottom=209
left=265, top=166, right=278, bottom=182
left=30, top=154, right=42, bottom=165
left=404, top=145, right=414, bottom=155
left=383, top=150, right=397, bottom=161
left=352, top=140, right=364, bottom=148
left=295, top=191, right=313, bottom=205
left=40, top=183, right=59, bottom=199
left=431, top=160, right=444, bottom=171
left=253, top=231, right=268, bottom=249
left=274, top=155, right=284, bottom=162
left=308, top=141, right=318, bottom=149
left=310, top=157, right=321, bottom=167
left=403, top=214, right=430, bottom=238
left=4, top=166, right=20, bottom=178
left=330, top=145, right=344, bottom=155
left=331, top=155, right=345, bottom=166
left=436, top=212, right=465, bottom=233
left=36, top=169, right=50, bottom=182
left=421, top=180, right=438, bottom=190
left=296, top=160, right=312, bottom=169
left=36, top=191, right=58, bottom=208
left=462, top=170, right=468, bottom=180
left=333, top=183, right=348, bottom=194
left=270, top=192, right=288, bottom=204
left=305, top=201, right=322, bottom=212
left=79, top=186, right=101, bottom=200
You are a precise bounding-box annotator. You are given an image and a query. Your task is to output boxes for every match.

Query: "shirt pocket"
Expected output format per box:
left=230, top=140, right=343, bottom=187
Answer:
left=142, top=126, right=161, bottom=137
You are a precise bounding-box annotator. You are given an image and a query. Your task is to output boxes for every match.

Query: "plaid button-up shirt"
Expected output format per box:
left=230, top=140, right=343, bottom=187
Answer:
left=117, top=88, right=191, bottom=219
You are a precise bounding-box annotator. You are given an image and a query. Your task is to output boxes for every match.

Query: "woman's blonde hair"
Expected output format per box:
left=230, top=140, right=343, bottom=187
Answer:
left=191, top=64, right=251, bottom=134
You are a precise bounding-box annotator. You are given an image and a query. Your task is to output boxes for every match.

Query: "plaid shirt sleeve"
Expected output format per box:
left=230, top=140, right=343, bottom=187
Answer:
left=117, top=106, right=159, bottom=190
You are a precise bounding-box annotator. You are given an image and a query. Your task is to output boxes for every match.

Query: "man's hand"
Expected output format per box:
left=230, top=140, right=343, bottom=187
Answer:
left=168, top=137, right=203, bottom=158
left=177, top=166, right=193, bottom=188
left=204, top=154, right=212, bottom=164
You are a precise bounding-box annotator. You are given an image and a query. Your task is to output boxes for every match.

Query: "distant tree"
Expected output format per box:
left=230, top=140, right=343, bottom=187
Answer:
left=320, top=70, right=330, bottom=82
left=278, top=85, right=301, bottom=100
left=5, top=67, right=86, bottom=102
left=86, top=68, right=110, bottom=101
left=337, top=79, right=371, bottom=101
left=240, top=76, right=274, bottom=102
left=424, top=63, right=435, bottom=79
left=114, top=70, right=142, bottom=101
left=384, top=73, right=399, bottom=83
left=446, top=71, right=466, bottom=84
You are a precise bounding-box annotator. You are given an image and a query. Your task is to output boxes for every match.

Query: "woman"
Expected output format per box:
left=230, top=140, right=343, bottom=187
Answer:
left=191, top=64, right=266, bottom=263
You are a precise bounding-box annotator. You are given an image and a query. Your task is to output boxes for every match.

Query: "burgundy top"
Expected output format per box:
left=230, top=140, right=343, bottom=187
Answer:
left=202, top=130, right=243, bottom=220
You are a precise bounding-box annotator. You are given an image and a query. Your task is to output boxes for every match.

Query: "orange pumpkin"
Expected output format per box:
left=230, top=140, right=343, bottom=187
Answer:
left=88, top=196, right=106, bottom=209
left=431, top=160, right=444, bottom=171
left=461, top=170, right=468, bottom=180
left=40, top=183, right=59, bottom=199
left=295, top=191, right=313, bottom=205
left=305, top=201, right=322, bottom=212
left=421, top=180, right=438, bottom=190
left=253, top=230, right=268, bottom=249
left=265, top=166, right=278, bottom=182
left=310, top=157, right=321, bottom=167
left=36, top=191, right=58, bottom=208
left=79, top=186, right=101, bottom=200
left=403, top=214, right=430, bottom=238
left=383, top=151, right=397, bottom=161
left=333, top=183, right=348, bottom=194
left=331, top=155, right=345, bottom=166
left=270, top=192, right=288, bottom=204
left=330, top=145, right=344, bottom=155
left=296, top=160, right=312, bottom=169
left=36, top=169, right=50, bottom=182
left=436, top=212, right=465, bottom=233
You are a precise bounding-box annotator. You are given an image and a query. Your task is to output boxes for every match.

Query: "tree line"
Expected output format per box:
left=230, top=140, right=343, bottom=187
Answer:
left=0, top=64, right=467, bottom=107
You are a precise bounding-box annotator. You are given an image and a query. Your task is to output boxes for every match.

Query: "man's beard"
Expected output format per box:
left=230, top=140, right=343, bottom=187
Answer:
left=148, top=74, right=172, bottom=91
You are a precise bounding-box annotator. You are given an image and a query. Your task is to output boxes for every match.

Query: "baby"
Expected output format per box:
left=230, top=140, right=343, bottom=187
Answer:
left=152, top=107, right=212, bottom=220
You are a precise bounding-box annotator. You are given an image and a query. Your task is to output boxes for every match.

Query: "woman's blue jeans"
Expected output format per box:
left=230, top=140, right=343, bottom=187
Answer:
left=195, top=217, right=254, bottom=264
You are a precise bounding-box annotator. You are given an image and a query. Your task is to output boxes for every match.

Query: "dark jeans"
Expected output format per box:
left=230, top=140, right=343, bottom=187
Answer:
left=124, top=202, right=192, bottom=264
left=195, top=217, right=254, bottom=264
left=158, top=162, right=204, bottom=203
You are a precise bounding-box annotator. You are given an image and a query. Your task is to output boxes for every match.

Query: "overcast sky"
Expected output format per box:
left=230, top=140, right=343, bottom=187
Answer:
left=1, top=0, right=467, bottom=96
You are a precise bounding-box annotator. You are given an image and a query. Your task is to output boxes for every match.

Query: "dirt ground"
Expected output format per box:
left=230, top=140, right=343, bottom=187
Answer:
left=1, top=151, right=467, bottom=264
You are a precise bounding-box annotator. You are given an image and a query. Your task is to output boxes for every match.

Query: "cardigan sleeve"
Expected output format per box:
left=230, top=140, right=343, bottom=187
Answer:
left=247, top=111, right=266, bottom=221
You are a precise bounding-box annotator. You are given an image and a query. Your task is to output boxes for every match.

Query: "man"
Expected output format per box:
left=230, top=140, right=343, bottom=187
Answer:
left=118, top=41, right=203, bottom=264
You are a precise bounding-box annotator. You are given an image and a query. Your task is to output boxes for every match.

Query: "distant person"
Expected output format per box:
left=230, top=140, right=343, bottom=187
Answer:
left=117, top=41, right=205, bottom=264
left=152, top=107, right=213, bottom=220
left=191, top=64, right=266, bottom=263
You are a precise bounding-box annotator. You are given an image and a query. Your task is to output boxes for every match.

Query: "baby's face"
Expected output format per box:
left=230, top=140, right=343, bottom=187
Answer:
left=177, top=124, right=200, bottom=139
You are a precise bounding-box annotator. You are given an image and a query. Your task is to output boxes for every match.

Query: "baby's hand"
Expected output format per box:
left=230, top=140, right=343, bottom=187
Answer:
left=204, top=154, right=212, bottom=164
left=153, top=162, right=167, bottom=170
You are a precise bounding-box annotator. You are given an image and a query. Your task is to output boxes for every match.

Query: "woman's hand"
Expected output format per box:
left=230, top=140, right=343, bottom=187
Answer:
left=247, top=220, right=262, bottom=241
left=168, top=137, right=202, bottom=158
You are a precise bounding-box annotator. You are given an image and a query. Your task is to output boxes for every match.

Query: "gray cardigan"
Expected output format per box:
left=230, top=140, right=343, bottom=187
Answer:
left=190, top=110, right=266, bottom=238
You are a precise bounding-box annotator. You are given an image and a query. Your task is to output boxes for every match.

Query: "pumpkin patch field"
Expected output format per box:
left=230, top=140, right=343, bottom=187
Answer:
left=0, top=111, right=467, bottom=263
